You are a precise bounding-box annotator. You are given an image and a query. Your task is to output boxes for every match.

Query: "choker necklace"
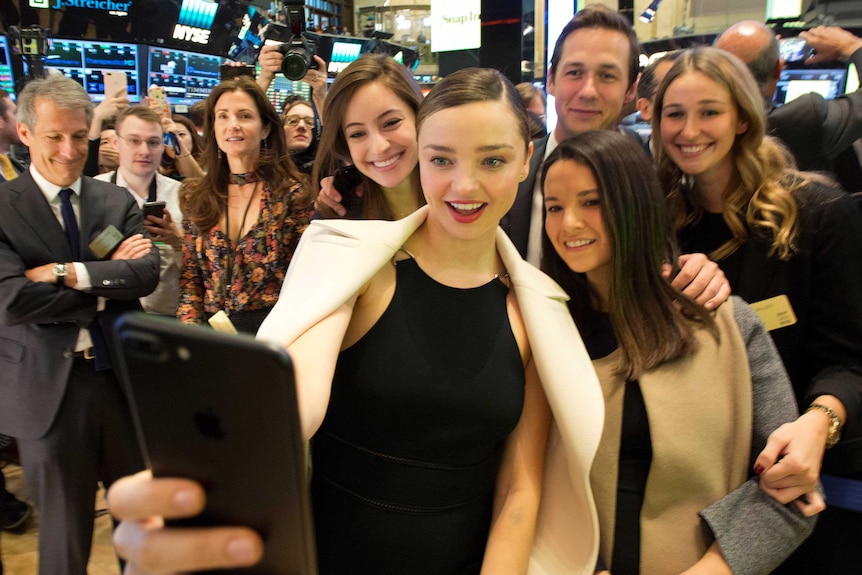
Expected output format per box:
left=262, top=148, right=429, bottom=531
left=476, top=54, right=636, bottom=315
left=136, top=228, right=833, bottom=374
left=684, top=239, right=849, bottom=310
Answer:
left=230, top=171, right=260, bottom=185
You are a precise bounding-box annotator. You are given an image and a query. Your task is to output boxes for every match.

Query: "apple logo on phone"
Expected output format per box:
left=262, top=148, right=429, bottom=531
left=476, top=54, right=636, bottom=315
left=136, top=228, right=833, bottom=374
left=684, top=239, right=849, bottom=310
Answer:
left=194, top=407, right=225, bottom=440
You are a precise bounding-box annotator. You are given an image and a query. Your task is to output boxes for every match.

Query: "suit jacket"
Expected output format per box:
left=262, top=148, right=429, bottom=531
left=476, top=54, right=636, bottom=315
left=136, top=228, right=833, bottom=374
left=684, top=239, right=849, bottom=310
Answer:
left=502, top=135, right=549, bottom=258
left=767, top=47, right=862, bottom=179
left=0, top=170, right=160, bottom=439
left=258, top=206, right=605, bottom=574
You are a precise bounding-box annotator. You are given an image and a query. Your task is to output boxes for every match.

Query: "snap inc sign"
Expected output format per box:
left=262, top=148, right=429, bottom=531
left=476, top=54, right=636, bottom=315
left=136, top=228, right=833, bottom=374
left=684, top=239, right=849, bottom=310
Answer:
left=431, top=0, right=480, bottom=53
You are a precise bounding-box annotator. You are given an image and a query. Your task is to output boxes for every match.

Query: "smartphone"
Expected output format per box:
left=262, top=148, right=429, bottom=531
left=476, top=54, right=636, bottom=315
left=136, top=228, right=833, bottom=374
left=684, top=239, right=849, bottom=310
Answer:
left=332, top=164, right=363, bottom=214
left=147, top=85, right=171, bottom=120
left=112, top=313, right=318, bottom=575
left=103, top=70, right=128, bottom=98
left=778, top=37, right=813, bottom=63
left=163, top=132, right=181, bottom=155
left=142, top=200, right=166, bottom=219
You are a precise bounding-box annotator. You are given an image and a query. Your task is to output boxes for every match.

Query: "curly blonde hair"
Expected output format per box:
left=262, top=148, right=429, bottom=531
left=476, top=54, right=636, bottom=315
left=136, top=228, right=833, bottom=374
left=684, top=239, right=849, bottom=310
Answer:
left=652, top=46, right=811, bottom=261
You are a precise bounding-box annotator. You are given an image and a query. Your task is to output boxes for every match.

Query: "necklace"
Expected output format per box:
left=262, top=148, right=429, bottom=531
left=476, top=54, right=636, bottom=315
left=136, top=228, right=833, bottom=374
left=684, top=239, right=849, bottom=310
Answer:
left=229, top=171, right=260, bottom=185
left=223, top=181, right=260, bottom=301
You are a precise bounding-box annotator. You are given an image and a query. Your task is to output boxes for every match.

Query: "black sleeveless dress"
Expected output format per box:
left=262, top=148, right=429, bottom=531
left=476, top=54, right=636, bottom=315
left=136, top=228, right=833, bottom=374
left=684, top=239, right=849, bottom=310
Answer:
left=311, top=258, right=525, bottom=575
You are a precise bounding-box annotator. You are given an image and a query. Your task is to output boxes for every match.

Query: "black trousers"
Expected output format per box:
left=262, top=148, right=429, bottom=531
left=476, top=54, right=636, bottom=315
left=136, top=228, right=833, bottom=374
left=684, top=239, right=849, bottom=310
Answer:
left=17, top=359, right=144, bottom=575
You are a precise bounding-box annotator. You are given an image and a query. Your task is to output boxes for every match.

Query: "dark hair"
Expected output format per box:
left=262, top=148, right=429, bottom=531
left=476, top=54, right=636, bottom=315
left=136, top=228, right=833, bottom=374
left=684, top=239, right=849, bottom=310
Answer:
left=747, top=33, right=780, bottom=90
left=171, top=114, right=204, bottom=158
left=637, top=51, right=679, bottom=100
left=313, top=54, right=424, bottom=220
left=180, top=77, right=308, bottom=232
left=540, top=130, right=716, bottom=379
left=515, top=82, right=545, bottom=109
left=0, top=89, right=11, bottom=117
left=281, top=95, right=312, bottom=115
left=526, top=109, right=548, bottom=139
left=417, top=67, right=530, bottom=153
left=549, top=4, right=641, bottom=89
left=189, top=100, right=206, bottom=129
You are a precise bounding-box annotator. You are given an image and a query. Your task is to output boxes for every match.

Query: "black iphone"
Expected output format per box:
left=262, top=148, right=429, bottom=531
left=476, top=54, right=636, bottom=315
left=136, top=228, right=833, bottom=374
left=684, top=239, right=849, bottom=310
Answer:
left=112, top=313, right=318, bottom=575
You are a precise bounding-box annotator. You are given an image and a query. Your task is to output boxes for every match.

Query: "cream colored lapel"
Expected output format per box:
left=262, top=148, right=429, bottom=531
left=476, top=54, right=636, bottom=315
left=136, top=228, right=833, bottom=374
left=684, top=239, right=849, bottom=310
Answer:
left=496, top=231, right=604, bottom=575
left=257, top=207, right=428, bottom=348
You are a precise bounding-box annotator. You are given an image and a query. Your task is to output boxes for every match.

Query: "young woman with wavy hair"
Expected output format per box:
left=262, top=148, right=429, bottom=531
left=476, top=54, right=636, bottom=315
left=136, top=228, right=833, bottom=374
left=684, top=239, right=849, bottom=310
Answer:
left=654, top=46, right=862, bottom=575
left=312, top=53, right=425, bottom=220
left=541, top=129, right=815, bottom=575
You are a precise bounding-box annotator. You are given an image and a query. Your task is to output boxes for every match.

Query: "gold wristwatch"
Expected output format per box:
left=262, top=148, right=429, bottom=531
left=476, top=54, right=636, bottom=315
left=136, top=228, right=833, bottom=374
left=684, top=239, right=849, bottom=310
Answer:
left=805, top=403, right=842, bottom=449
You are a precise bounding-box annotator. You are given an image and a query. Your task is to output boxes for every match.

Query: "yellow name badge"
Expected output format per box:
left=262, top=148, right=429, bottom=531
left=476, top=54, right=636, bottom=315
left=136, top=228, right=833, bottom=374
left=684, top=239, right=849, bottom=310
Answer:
left=750, top=295, right=798, bottom=331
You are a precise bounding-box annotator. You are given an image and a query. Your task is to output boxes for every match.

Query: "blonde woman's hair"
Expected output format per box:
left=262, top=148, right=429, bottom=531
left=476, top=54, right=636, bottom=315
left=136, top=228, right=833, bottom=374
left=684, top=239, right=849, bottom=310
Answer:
left=652, top=46, right=817, bottom=261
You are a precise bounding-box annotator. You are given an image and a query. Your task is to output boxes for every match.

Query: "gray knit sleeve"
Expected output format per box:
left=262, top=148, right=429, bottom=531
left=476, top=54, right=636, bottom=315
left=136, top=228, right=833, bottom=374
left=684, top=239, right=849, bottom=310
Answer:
left=698, top=297, right=817, bottom=575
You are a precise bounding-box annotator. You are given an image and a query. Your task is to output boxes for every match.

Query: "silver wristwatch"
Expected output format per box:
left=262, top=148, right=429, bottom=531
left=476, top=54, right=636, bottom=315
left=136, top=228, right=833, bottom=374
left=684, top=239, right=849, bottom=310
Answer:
left=53, top=262, right=68, bottom=284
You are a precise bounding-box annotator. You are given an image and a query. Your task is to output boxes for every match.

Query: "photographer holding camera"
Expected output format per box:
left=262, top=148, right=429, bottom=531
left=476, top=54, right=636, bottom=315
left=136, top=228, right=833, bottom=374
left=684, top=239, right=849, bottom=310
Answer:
left=257, top=43, right=328, bottom=117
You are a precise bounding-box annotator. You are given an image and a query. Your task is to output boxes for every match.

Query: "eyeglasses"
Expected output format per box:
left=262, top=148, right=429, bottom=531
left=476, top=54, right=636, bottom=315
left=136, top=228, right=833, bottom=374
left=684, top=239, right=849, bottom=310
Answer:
left=118, top=135, right=163, bottom=150
left=283, top=115, right=315, bottom=127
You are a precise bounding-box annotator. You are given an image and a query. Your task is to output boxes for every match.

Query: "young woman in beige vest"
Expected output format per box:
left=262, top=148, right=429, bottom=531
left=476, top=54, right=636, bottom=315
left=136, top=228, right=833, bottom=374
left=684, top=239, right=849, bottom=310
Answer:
left=541, top=130, right=819, bottom=575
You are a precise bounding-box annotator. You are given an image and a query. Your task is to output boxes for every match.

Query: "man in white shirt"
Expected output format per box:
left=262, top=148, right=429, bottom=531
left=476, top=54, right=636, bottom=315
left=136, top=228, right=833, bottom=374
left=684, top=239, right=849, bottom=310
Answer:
left=0, top=73, right=158, bottom=575
left=96, top=105, right=183, bottom=316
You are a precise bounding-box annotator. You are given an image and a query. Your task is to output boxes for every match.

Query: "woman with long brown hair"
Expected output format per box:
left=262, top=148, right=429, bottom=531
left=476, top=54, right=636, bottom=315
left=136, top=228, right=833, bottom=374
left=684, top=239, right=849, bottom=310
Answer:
left=313, top=53, right=425, bottom=220
left=177, top=77, right=313, bottom=334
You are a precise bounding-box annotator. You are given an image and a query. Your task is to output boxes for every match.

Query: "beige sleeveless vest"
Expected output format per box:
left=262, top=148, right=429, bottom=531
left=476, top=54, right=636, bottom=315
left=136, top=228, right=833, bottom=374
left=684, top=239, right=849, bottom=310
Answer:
left=590, top=300, right=752, bottom=574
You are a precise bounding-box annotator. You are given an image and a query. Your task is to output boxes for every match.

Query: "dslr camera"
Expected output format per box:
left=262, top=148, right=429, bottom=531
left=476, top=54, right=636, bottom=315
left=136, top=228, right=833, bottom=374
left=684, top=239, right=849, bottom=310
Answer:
left=277, top=33, right=319, bottom=81
left=261, top=0, right=320, bottom=82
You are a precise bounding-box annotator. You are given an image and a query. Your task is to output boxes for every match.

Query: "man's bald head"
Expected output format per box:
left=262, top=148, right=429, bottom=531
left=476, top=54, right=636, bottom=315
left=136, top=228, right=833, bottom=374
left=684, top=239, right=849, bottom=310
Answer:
left=715, top=20, right=780, bottom=98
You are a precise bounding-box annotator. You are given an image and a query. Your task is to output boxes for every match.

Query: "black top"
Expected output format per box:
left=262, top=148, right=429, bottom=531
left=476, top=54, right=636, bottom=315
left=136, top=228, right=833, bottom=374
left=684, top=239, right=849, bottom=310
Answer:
left=311, top=257, right=524, bottom=575
left=585, top=314, right=652, bottom=575
left=677, top=183, right=862, bottom=476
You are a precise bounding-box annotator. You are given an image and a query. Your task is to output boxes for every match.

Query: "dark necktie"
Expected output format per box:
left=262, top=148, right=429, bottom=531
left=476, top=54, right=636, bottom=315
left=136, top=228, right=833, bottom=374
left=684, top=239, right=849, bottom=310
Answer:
left=58, top=188, right=81, bottom=260
left=59, top=188, right=111, bottom=370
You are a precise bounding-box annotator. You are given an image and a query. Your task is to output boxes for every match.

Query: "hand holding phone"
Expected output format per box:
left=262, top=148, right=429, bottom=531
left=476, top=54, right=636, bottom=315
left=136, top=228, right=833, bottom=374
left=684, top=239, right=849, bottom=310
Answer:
left=147, top=85, right=171, bottom=120
left=332, top=165, right=363, bottom=215
left=142, top=200, right=166, bottom=219
left=103, top=71, right=128, bottom=98
left=112, top=314, right=318, bottom=575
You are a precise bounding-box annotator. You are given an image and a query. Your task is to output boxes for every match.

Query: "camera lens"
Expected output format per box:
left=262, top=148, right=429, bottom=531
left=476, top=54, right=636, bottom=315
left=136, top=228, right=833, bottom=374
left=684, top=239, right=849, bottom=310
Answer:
left=281, top=48, right=311, bottom=81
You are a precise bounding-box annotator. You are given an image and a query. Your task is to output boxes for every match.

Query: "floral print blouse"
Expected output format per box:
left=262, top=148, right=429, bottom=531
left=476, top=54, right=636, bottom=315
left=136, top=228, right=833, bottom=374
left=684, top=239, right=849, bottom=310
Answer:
left=177, top=180, right=313, bottom=326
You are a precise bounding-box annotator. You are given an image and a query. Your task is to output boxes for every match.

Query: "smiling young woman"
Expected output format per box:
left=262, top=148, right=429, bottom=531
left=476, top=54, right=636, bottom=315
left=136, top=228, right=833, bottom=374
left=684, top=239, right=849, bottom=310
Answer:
left=108, top=67, right=606, bottom=575
left=654, top=47, right=862, bottom=575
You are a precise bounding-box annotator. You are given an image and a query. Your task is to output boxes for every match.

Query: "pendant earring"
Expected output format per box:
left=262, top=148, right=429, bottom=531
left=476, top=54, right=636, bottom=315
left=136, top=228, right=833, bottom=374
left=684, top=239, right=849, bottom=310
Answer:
left=218, top=148, right=223, bottom=159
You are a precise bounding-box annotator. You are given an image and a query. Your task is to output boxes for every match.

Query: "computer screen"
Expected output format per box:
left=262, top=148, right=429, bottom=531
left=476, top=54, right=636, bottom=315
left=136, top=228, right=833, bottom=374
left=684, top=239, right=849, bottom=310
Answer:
left=846, top=63, right=859, bottom=94
left=773, top=67, right=848, bottom=106
left=44, top=39, right=141, bottom=102
left=254, top=65, right=312, bottom=112
left=227, top=5, right=269, bottom=65
left=0, top=36, right=13, bottom=99
left=147, top=46, right=222, bottom=107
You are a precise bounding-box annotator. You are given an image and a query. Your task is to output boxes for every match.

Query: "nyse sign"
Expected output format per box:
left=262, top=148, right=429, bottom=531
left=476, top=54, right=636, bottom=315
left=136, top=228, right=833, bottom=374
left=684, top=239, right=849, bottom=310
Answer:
left=173, top=24, right=211, bottom=45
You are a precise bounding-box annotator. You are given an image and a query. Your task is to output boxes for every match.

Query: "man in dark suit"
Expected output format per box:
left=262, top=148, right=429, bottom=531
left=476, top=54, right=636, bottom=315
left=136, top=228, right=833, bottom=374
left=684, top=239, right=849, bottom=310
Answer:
left=715, top=22, right=862, bottom=191
left=0, top=74, right=159, bottom=574
left=501, top=5, right=640, bottom=265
